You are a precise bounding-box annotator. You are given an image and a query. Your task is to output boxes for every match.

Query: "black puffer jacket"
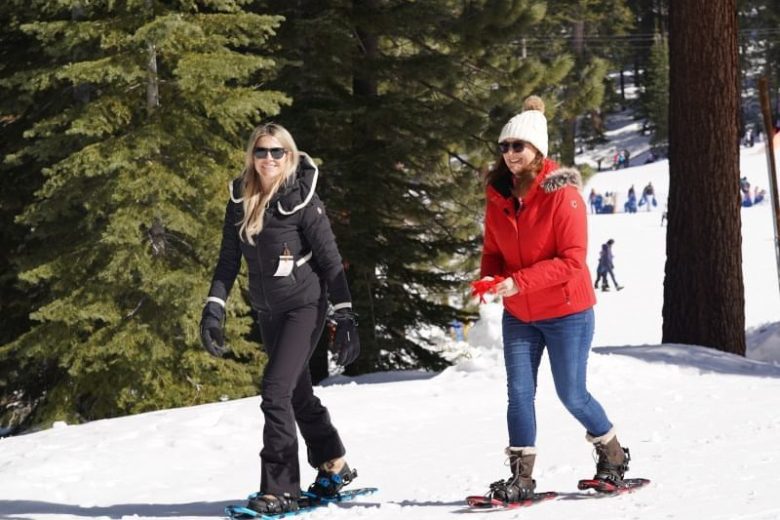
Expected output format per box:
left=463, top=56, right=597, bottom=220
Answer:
left=206, top=154, right=351, bottom=314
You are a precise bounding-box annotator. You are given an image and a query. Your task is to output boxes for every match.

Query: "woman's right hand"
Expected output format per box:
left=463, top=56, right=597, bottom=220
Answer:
left=493, top=276, right=519, bottom=298
left=200, top=302, right=227, bottom=357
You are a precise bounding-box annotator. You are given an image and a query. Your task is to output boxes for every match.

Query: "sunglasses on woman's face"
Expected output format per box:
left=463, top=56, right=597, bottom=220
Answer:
left=498, top=141, right=526, bottom=154
left=253, top=147, right=286, bottom=160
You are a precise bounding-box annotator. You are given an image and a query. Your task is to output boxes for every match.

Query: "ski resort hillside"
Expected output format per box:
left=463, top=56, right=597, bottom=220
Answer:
left=1, top=142, right=780, bottom=520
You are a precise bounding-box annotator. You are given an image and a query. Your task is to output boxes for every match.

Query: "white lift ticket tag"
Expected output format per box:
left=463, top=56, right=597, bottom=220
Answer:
left=274, top=254, right=294, bottom=277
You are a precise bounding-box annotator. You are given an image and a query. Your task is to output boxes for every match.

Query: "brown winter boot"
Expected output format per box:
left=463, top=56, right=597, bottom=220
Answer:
left=587, top=430, right=630, bottom=485
left=489, top=447, right=537, bottom=503
left=307, top=457, right=357, bottom=498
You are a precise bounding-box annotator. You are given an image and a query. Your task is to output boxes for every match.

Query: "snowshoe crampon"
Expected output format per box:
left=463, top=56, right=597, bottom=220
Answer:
left=466, top=491, right=558, bottom=510
left=577, top=477, right=650, bottom=494
left=224, top=487, right=378, bottom=519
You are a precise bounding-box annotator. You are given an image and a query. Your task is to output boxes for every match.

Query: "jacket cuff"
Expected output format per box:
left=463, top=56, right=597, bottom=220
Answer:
left=327, top=269, right=352, bottom=308
left=206, top=296, right=226, bottom=308
left=208, top=280, right=230, bottom=303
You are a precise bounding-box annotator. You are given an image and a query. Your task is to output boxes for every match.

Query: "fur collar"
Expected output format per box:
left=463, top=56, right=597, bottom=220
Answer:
left=540, top=167, right=582, bottom=192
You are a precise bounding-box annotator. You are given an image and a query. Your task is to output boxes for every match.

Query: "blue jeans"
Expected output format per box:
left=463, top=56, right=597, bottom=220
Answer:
left=502, top=308, right=612, bottom=447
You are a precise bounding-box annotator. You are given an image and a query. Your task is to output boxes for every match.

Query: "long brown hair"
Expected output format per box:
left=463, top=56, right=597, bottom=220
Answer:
left=484, top=151, right=544, bottom=196
left=239, top=123, right=301, bottom=244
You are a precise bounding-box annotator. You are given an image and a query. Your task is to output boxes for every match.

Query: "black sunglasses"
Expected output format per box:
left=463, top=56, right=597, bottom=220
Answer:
left=253, top=147, right=287, bottom=160
left=498, top=141, right=526, bottom=154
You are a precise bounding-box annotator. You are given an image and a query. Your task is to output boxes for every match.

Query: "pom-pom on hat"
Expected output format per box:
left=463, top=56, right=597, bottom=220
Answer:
left=498, top=95, right=548, bottom=157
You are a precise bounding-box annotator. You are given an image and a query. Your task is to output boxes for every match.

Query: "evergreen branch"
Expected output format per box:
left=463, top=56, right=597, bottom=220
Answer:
left=124, top=296, right=147, bottom=321
left=446, top=150, right=480, bottom=173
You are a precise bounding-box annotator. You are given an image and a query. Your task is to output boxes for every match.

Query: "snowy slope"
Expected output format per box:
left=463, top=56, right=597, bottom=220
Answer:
left=1, top=147, right=780, bottom=520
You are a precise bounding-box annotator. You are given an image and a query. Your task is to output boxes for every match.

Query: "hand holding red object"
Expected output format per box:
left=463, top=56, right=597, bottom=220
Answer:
left=470, top=275, right=506, bottom=303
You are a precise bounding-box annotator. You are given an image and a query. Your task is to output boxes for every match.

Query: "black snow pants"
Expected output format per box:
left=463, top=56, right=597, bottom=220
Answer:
left=257, top=294, right=345, bottom=496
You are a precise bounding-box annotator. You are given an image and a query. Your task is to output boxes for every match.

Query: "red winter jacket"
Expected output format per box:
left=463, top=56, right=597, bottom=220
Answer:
left=480, top=158, right=596, bottom=322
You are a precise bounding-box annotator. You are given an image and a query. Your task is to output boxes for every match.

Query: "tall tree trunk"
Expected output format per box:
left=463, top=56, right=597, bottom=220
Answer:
left=560, top=119, right=576, bottom=164
left=619, top=69, right=626, bottom=103
left=145, top=0, right=159, bottom=115
left=146, top=42, right=159, bottom=114
left=561, top=18, right=585, bottom=165
left=346, top=0, right=380, bottom=375
left=663, top=0, right=745, bottom=355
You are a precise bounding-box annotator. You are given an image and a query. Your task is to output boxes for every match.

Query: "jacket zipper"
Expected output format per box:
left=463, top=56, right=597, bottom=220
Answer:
left=256, top=239, right=271, bottom=311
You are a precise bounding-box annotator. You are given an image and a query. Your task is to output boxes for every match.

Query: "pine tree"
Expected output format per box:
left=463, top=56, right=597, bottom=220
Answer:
left=641, top=34, right=669, bottom=148
left=260, top=0, right=571, bottom=373
left=737, top=0, right=780, bottom=135
left=534, top=0, right=633, bottom=165
left=664, top=0, right=745, bottom=356
left=625, top=0, right=668, bottom=90
left=0, top=0, right=289, bottom=428
left=0, top=0, right=49, bottom=431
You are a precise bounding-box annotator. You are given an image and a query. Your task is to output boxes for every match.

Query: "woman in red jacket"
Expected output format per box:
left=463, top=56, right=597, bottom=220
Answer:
left=478, top=97, right=632, bottom=502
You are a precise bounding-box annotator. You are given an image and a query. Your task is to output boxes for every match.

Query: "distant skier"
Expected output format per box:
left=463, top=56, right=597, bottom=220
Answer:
left=624, top=185, right=637, bottom=213
left=594, top=239, right=623, bottom=292
left=639, top=182, right=656, bottom=211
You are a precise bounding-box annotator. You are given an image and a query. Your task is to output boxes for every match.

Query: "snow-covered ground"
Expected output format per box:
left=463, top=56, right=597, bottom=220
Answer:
left=1, top=139, right=780, bottom=519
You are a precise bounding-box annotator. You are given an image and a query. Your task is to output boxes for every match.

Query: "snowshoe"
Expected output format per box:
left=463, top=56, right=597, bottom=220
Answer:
left=307, top=459, right=357, bottom=498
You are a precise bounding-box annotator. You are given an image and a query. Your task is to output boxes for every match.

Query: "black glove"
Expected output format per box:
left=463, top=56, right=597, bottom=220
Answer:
left=329, top=309, right=360, bottom=366
left=200, top=302, right=228, bottom=357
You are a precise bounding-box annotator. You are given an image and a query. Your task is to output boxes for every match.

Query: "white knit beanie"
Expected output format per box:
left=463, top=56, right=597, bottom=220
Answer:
left=498, top=96, right=548, bottom=157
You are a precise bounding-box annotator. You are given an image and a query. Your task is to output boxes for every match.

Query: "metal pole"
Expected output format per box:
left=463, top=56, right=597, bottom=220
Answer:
left=758, top=77, right=780, bottom=297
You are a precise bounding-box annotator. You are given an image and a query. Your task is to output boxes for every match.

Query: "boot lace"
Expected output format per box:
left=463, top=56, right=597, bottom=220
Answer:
left=593, top=444, right=631, bottom=483
left=488, top=454, right=533, bottom=502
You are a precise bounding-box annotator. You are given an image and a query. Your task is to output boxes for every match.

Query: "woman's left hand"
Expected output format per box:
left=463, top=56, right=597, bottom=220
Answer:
left=493, top=276, right=519, bottom=298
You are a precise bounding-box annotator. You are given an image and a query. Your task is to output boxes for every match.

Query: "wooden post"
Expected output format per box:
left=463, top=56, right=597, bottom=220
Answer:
left=758, top=77, right=780, bottom=296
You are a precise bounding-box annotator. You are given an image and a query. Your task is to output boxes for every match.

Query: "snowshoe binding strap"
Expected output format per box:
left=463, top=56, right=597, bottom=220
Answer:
left=307, top=464, right=357, bottom=498
left=246, top=493, right=301, bottom=515
left=488, top=477, right=536, bottom=503
left=594, top=446, right=631, bottom=485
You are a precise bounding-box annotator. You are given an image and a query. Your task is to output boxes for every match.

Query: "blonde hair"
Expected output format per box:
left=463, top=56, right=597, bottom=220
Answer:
left=239, top=123, right=301, bottom=244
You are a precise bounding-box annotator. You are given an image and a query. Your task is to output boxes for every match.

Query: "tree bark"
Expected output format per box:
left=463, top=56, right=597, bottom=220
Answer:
left=146, top=0, right=159, bottom=114
left=345, top=0, right=380, bottom=375
left=663, top=0, right=745, bottom=355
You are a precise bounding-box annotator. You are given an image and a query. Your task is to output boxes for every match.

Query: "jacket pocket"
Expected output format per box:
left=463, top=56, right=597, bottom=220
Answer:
left=562, top=284, right=571, bottom=305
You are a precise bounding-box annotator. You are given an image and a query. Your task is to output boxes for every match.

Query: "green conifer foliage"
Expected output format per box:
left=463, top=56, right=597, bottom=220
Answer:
left=536, top=0, right=633, bottom=164
left=642, top=35, right=669, bottom=146
left=0, top=0, right=289, bottom=428
left=737, top=0, right=780, bottom=133
left=0, top=1, right=49, bottom=431
left=261, top=0, right=568, bottom=373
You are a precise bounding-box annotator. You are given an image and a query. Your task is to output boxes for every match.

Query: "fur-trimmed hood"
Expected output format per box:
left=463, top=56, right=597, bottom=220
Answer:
left=540, top=167, right=582, bottom=193
left=487, top=160, right=582, bottom=207
left=228, top=152, right=319, bottom=215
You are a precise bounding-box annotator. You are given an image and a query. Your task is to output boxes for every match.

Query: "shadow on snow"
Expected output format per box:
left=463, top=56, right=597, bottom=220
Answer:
left=593, top=343, right=780, bottom=378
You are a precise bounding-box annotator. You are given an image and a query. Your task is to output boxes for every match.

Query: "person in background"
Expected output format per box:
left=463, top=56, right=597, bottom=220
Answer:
left=200, top=123, right=360, bottom=516
left=639, top=182, right=656, bottom=210
left=595, top=239, right=623, bottom=292
left=754, top=186, right=766, bottom=205
left=740, top=177, right=753, bottom=207
left=474, top=96, right=634, bottom=504
left=589, top=188, right=598, bottom=214
left=624, top=185, right=637, bottom=213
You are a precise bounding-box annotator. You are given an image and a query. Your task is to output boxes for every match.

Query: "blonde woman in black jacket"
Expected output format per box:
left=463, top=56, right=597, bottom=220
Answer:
left=200, top=123, right=360, bottom=515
